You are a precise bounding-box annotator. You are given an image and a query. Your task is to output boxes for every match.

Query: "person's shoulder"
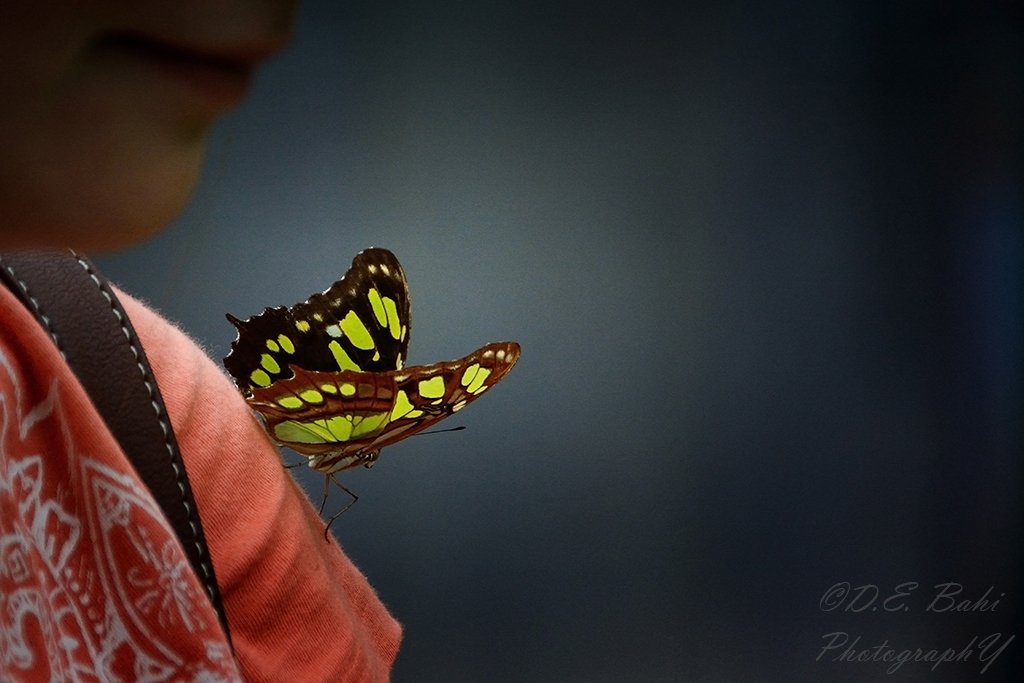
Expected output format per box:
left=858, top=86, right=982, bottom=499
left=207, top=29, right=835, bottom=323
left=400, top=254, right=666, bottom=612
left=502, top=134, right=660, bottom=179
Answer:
left=114, top=286, right=276, bottom=519
left=115, top=287, right=246, bottom=436
left=115, top=287, right=403, bottom=680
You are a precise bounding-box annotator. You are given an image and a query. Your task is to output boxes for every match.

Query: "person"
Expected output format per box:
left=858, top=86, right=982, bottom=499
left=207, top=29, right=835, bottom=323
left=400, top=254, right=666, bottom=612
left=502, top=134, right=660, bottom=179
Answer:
left=0, top=2, right=402, bottom=680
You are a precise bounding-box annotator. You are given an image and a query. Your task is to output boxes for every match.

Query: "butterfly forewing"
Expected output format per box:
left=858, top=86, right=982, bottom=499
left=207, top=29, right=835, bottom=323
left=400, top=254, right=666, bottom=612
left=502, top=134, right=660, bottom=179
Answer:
left=224, top=248, right=411, bottom=393
left=246, top=341, right=521, bottom=473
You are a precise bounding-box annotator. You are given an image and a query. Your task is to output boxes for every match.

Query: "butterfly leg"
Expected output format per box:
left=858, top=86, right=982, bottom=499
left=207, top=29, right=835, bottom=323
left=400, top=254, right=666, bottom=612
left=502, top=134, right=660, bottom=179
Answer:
left=318, top=475, right=330, bottom=514
left=322, top=474, right=359, bottom=541
left=281, top=450, right=306, bottom=469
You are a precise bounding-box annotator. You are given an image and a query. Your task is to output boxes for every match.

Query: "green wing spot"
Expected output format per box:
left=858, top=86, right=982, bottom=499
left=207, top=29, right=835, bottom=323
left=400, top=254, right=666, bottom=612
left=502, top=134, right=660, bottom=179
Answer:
left=299, top=389, right=324, bottom=404
left=250, top=369, right=272, bottom=388
left=340, top=310, right=375, bottom=350
left=325, top=416, right=355, bottom=441
left=373, top=350, right=381, bottom=361
left=260, top=354, right=281, bottom=374
left=390, top=390, right=414, bottom=420
left=351, top=412, right=388, bottom=438
left=329, top=340, right=361, bottom=371
left=368, top=288, right=388, bottom=327
left=418, top=375, right=446, bottom=399
left=278, top=334, right=295, bottom=354
left=320, top=383, right=338, bottom=394
left=275, top=420, right=330, bottom=444
left=295, top=320, right=311, bottom=333
left=266, top=339, right=280, bottom=352
left=460, top=363, right=481, bottom=387
left=277, top=396, right=304, bottom=410
left=339, top=381, right=357, bottom=397
left=383, top=296, right=401, bottom=339
left=467, top=367, right=492, bottom=394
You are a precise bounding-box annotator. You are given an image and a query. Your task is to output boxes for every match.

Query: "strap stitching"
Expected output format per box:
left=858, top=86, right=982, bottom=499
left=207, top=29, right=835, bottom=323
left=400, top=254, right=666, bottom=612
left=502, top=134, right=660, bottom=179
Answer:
left=73, top=253, right=219, bottom=603
left=1, top=263, right=67, bottom=360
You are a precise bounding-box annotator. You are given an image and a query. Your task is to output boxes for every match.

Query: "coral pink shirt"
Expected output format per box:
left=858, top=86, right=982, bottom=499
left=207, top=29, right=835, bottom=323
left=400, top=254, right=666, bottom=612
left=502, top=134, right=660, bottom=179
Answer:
left=0, top=283, right=402, bottom=682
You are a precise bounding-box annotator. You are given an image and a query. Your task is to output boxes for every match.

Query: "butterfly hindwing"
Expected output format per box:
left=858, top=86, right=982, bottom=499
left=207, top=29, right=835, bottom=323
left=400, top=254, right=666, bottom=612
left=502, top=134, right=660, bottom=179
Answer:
left=224, top=248, right=411, bottom=393
left=245, top=341, right=521, bottom=473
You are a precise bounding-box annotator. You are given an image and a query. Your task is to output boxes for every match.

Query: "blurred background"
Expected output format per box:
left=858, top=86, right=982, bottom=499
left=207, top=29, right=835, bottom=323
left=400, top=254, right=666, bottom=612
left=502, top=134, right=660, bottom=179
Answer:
left=97, top=1, right=1022, bottom=681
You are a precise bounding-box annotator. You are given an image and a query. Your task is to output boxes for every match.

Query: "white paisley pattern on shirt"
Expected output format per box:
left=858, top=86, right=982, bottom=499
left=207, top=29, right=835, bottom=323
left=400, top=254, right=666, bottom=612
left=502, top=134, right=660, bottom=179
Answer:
left=0, top=349, right=241, bottom=682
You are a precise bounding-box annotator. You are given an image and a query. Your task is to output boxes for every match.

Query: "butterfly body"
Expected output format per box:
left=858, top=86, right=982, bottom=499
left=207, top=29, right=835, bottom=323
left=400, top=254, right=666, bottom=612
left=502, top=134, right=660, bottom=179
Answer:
left=224, top=248, right=519, bottom=487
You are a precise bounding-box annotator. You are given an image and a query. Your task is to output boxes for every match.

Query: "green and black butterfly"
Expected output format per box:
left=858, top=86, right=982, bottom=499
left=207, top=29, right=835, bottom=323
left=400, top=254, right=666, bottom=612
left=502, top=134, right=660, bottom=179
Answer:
left=223, top=248, right=520, bottom=523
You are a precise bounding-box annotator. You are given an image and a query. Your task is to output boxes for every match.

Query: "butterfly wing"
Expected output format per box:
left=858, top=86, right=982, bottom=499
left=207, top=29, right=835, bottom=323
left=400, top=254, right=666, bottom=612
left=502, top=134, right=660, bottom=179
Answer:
left=224, top=248, right=411, bottom=393
left=245, top=341, right=521, bottom=473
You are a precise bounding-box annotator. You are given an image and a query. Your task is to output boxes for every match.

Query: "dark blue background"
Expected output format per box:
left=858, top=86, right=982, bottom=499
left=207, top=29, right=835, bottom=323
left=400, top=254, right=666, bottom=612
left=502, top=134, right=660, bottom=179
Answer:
left=98, top=1, right=1022, bottom=680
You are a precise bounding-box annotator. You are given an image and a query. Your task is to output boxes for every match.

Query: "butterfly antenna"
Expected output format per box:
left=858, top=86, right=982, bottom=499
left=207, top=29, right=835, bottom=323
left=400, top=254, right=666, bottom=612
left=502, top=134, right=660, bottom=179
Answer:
left=418, top=425, right=467, bottom=436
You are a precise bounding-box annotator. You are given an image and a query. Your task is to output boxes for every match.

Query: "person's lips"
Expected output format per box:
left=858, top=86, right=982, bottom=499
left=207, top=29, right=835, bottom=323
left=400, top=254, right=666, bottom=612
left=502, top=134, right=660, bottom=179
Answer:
left=93, top=32, right=276, bottom=109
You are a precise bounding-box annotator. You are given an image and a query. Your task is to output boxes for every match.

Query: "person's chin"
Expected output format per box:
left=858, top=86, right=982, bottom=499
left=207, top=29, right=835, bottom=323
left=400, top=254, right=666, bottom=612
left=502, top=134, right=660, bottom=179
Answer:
left=85, top=159, right=202, bottom=252
left=20, top=135, right=206, bottom=253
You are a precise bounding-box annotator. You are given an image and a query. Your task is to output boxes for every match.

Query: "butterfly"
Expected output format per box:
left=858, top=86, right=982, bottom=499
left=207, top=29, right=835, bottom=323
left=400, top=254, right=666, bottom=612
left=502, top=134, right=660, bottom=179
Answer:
left=223, top=248, right=520, bottom=528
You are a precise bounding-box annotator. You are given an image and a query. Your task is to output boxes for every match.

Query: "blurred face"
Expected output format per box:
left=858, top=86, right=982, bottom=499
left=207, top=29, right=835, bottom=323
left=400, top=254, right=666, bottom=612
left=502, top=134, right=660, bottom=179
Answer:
left=0, top=1, right=298, bottom=251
